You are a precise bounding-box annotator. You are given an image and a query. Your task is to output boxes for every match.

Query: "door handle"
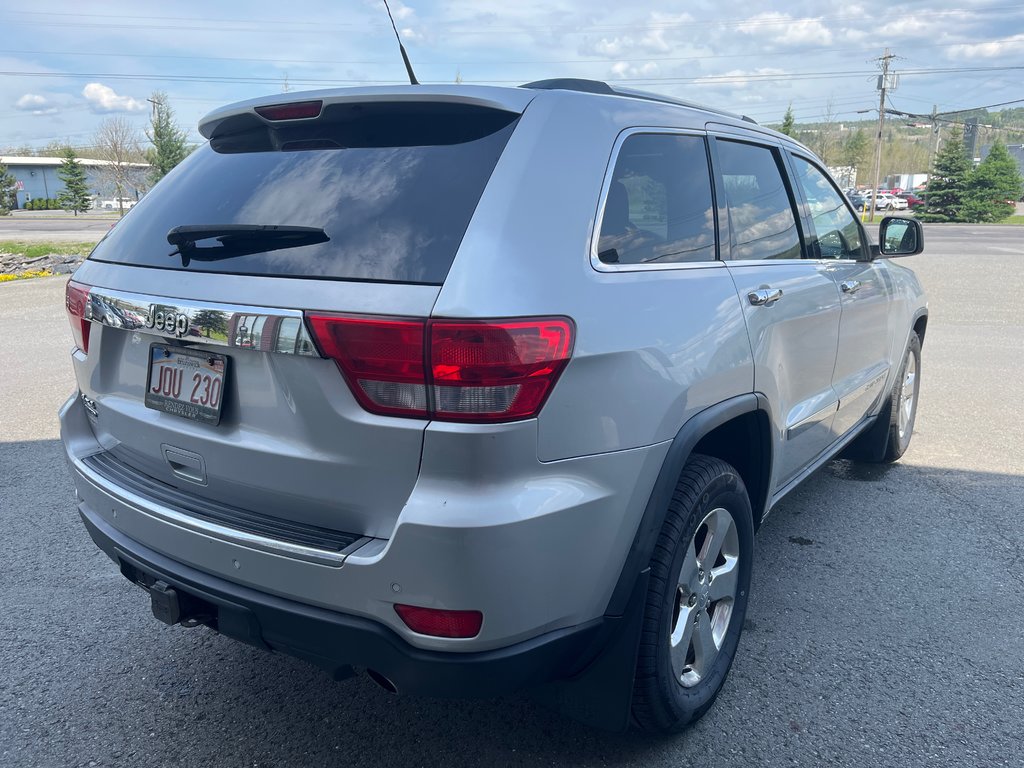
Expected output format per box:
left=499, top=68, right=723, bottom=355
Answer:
left=840, top=280, right=862, bottom=294
left=747, top=288, right=784, bottom=306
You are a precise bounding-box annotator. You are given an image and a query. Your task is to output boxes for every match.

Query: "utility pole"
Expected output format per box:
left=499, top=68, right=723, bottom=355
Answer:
left=927, top=104, right=941, bottom=172
left=869, top=49, right=896, bottom=222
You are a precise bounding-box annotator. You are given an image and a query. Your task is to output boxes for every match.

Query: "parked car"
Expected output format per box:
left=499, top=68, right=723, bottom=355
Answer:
left=60, top=80, right=927, bottom=734
left=848, top=192, right=870, bottom=210
left=898, top=193, right=925, bottom=209
left=97, top=197, right=137, bottom=211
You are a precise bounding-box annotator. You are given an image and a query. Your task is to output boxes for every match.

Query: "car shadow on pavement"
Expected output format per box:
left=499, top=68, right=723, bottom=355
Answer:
left=4, top=438, right=1023, bottom=767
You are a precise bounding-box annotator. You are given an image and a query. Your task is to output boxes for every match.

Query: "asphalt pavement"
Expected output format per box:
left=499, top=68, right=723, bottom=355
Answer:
left=0, top=211, right=116, bottom=243
left=1, top=224, right=1022, bottom=767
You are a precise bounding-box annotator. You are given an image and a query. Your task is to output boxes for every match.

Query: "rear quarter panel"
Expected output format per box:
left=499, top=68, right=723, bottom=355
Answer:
left=433, top=92, right=754, bottom=461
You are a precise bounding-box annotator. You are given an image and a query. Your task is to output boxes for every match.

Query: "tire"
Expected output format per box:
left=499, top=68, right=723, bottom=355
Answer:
left=882, top=332, right=921, bottom=461
left=842, top=332, right=921, bottom=463
left=631, top=454, right=754, bottom=733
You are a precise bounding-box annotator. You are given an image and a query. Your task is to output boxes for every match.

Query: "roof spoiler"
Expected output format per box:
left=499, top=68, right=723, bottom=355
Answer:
left=198, top=86, right=536, bottom=140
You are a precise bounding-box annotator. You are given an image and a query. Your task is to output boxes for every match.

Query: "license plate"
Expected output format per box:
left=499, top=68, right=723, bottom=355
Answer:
left=145, top=345, right=227, bottom=425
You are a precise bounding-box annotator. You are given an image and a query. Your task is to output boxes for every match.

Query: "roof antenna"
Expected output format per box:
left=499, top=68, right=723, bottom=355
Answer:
left=382, top=0, right=419, bottom=85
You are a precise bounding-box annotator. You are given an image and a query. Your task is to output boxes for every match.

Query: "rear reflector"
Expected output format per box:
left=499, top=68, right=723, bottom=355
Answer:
left=254, top=100, right=323, bottom=121
left=306, top=314, right=574, bottom=422
left=65, top=280, right=92, bottom=354
left=394, top=604, right=483, bottom=638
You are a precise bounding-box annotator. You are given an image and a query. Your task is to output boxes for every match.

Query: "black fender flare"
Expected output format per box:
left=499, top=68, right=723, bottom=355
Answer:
left=605, top=392, right=771, bottom=618
left=540, top=393, right=772, bottom=731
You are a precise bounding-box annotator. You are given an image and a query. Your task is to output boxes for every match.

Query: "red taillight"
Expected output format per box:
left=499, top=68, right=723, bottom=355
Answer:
left=65, top=280, right=91, bottom=354
left=305, top=315, right=574, bottom=422
left=394, top=604, right=483, bottom=638
left=430, top=319, right=573, bottom=421
left=306, top=315, right=427, bottom=417
left=254, top=100, right=323, bottom=121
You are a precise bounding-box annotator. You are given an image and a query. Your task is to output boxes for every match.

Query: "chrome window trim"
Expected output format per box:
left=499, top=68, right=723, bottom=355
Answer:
left=82, top=286, right=320, bottom=356
left=590, top=126, right=724, bottom=274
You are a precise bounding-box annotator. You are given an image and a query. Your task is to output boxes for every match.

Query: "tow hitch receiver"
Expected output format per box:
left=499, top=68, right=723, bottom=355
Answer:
left=150, top=580, right=182, bottom=625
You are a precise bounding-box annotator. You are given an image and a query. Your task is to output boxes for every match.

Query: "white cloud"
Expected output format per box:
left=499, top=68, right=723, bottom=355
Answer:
left=738, top=12, right=833, bottom=47
left=693, top=68, right=789, bottom=88
left=947, top=34, right=1024, bottom=59
left=82, top=82, right=147, bottom=113
left=609, top=60, right=660, bottom=78
left=580, top=12, right=697, bottom=59
left=14, top=93, right=59, bottom=115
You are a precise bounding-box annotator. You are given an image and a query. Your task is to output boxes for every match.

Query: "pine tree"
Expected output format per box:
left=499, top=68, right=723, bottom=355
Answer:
left=0, top=162, right=17, bottom=215
left=919, top=137, right=971, bottom=222
left=960, top=140, right=1023, bottom=223
left=56, top=146, right=93, bottom=215
left=145, top=92, right=190, bottom=185
left=780, top=104, right=796, bottom=137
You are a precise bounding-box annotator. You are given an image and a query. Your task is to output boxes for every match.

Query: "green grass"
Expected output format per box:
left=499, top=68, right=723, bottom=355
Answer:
left=1001, top=215, right=1024, bottom=225
left=0, top=240, right=96, bottom=259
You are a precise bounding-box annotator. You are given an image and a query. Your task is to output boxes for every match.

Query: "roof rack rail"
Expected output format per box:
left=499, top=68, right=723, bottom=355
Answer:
left=521, top=78, right=758, bottom=125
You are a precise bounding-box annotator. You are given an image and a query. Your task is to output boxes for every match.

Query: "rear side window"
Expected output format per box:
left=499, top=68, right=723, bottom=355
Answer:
left=88, top=102, right=519, bottom=284
left=716, top=140, right=802, bottom=261
left=597, top=133, right=716, bottom=265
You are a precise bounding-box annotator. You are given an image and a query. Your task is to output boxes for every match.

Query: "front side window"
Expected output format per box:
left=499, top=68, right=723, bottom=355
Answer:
left=716, top=140, right=802, bottom=261
left=791, top=156, right=864, bottom=260
left=597, top=133, right=716, bottom=265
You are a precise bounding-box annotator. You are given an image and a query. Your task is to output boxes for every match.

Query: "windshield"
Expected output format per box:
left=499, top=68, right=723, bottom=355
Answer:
left=89, top=103, right=519, bottom=284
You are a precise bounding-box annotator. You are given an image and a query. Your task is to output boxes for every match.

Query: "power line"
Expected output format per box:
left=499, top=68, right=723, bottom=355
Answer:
left=3, top=5, right=1024, bottom=34
left=3, top=64, right=1021, bottom=89
left=3, top=35, right=1022, bottom=68
left=936, top=98, right=1024, bottom=115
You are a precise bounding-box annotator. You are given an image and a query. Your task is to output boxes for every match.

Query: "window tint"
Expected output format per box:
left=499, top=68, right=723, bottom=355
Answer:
left=87, top=104, right=519, bottom=285
left=716, top=140, right=802, bottom=261
left=597, top=134, right=716, bottom=265
left=790, top=156, right=864, bottom=260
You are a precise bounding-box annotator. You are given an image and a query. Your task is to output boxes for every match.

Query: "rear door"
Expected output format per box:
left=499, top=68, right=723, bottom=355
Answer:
left=712, top=136, right=842, bottom=488
left=786, top=152, right=893, bottom=438
left=70, top=99, right=521, bottom=540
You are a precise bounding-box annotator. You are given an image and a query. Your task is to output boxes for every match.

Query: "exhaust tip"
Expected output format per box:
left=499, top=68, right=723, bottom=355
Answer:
left=366, top=669, right=398, bottom=694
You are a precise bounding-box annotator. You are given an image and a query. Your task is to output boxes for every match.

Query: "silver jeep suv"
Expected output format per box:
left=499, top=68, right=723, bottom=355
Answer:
left=60, top=79, right=926, bottom=733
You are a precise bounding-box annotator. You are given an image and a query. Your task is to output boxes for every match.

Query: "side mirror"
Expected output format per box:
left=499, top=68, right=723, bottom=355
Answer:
left=876, top=216, right=924, bottom=258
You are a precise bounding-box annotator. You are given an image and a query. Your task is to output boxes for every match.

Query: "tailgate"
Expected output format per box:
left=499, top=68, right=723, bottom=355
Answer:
left=70, top=276, right=438, bottom=540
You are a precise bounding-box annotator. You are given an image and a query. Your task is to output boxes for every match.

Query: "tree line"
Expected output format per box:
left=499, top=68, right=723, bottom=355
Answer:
left=776, top=102, right=1022, bottom=223
left=919, top=138, right=1022, bottom=223
left=0, top=91, right=191, bottom=216
left=775, top=103, right=1024, bottom=187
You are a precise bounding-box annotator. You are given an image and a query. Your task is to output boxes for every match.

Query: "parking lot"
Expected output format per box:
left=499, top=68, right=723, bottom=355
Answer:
left=1, top=224, right=1022, bottom=767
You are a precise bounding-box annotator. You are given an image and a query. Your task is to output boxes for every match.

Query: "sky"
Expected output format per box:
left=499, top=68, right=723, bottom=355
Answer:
left=2, top=0, right=1023, bottom=152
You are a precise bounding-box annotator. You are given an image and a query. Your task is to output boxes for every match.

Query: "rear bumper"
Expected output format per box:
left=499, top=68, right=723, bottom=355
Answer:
left=81, top=504, right=607, bottom=697
left=61, top=392, right=670, bottom=653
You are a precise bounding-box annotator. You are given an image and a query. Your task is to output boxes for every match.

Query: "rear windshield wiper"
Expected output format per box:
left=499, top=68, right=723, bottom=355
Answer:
left=167, top=224, right=329, bottom=267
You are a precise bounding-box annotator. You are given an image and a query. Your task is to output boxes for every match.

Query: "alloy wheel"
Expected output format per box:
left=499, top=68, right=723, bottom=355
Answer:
left=668, top=507, right=740, bottom=687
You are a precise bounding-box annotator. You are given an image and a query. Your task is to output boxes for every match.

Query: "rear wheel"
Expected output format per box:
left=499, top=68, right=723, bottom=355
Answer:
left=631, top=455, right=754, bottom=733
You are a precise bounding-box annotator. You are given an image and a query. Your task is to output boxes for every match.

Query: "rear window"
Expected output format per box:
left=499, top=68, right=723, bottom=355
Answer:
left=89, top=102, right=519, bottom=284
